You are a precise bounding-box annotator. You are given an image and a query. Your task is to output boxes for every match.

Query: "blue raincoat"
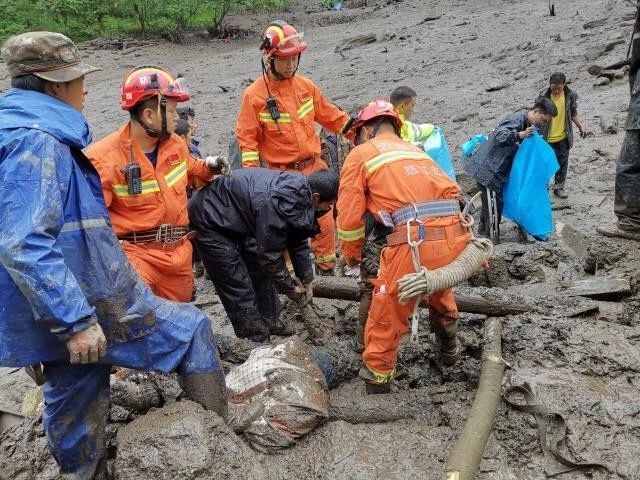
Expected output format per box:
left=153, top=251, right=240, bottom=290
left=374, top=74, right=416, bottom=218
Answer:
left=0, top=88, right=222, bottom=476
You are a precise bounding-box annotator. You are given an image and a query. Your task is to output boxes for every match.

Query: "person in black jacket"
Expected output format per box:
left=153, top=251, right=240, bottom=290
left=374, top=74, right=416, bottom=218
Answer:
left=189, top=168, right=338, bottom=342
left=463, top=97, right=557, bottom=241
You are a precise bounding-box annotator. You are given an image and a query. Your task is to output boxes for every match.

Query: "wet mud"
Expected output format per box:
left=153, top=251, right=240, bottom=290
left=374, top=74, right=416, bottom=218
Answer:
left=2, top=0, right=640, bottom=478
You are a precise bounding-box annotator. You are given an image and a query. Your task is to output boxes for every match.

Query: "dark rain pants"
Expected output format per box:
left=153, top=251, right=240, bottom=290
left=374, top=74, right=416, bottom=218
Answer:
left=197, top=229, right=278, bottom=342
left=615, top=130, right=640, bottom=231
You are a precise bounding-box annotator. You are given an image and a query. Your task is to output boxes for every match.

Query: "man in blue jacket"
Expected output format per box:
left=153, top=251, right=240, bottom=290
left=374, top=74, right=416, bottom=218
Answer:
left=189, top=168, right=338, bottom=342
left=0, top=31, right=227, bottom=479
left=463, top=97, right=557, bottom=240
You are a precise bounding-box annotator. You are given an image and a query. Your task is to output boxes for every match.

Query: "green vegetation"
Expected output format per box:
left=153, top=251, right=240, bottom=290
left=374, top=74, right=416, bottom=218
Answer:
left=0, top=0, right=290, bottom=42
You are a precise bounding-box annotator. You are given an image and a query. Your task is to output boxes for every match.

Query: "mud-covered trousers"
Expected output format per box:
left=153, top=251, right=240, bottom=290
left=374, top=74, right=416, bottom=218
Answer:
left=363, top=224, right=470, bottom=379
left=614, top=130, right=640, bottom=230
left=196, top=228, right=277, bottom=341
left=42, top=300, right=222, bottom=479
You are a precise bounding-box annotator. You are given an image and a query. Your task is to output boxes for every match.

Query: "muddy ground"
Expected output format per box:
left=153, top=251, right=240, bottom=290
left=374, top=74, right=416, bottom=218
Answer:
left=2, top=0, right=640, bottom=479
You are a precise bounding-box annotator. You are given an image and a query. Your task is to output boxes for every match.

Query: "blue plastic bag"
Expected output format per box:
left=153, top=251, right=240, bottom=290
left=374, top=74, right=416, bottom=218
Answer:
left=461, top=134, right=488, bottom=158
left=423, top=127, right=456, bottom=180
left=502, top=133, right=559, bottom=240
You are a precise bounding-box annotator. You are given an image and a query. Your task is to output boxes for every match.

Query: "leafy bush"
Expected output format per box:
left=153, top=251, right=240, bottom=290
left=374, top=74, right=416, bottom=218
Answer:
left=0, top=0, right=291, bottom=42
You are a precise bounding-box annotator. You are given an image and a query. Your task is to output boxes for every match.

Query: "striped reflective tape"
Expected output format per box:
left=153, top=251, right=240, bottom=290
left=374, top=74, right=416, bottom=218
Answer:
left=315, top=254, right=337, bottom=264
left=165, top=161, right=188, bottom=187
left=60, top=217, right=108, bottom=233
left=365, top=150, right=430, bottom=174
left=259, top=112, right=292, bottom=124
left=297, top=98, right=314, bottom=119
left=337, top=226, right=366, bottom=241
left=113, top=179, right=160, bottom=197
left=241, top=151, right=259, bottom=165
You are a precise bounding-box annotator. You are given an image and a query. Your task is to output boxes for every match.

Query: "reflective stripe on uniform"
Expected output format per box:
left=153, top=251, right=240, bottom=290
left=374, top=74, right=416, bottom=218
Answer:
left=165, top=161, right=188, bottom=187
left=297, top=98, right=314, bottom=119
left=241, top=151, right=259, bottom=166
left=113, top=179, right=160, bottom=197
left=337, top=226, right=365, bottom=241
left=365, top=150, right=430, bottom=174
left=60, top=218, right=108, bottom=233
left=259, top=112, right=292, bottom=124
left=315, top=254, right=337, bottom=264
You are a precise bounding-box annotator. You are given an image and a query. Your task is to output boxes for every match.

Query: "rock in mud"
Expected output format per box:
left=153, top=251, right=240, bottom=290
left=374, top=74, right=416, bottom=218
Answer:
left=115, top=401, right=264, bottom=480
left=594, top=77, right=611, bottom=87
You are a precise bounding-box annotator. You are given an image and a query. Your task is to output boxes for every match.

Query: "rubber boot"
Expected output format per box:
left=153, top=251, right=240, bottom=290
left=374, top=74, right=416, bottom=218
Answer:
left=317, top=267, right=335, bottom=277
left=180, top=370, right=229, bottom=419
left=358, top=367, right=391, bottom=394
left=268, top=316, right=294, bottom=336
left=434, top=323, right=460, bottom=367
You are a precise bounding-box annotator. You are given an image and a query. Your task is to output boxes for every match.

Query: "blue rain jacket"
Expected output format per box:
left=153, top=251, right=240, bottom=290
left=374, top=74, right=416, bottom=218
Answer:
left=0, top=89, right=160, bottom=366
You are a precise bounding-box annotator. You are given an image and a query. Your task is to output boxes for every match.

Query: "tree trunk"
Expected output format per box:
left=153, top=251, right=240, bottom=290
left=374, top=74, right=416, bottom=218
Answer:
left=312, top=276, right=532, bottom=316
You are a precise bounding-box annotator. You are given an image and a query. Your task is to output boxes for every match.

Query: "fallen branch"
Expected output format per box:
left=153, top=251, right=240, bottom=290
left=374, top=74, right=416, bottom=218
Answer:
left=312, top=276, right=532, bottom=316
left=328, top=386, right=448, bottom=424
left=445, top=317, right=505, bottom=480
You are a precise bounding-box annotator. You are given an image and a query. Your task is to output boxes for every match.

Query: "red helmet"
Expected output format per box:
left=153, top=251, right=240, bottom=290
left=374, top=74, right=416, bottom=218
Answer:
left=261, top=22, right=307, bottom=58
left=350, top=100, right=403, bottom=139
left=120, top=67, right=190, bottom=110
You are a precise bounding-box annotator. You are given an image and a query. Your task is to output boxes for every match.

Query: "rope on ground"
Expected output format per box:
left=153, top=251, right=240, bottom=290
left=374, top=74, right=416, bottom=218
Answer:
left=397, top=238, right=494, bottom=303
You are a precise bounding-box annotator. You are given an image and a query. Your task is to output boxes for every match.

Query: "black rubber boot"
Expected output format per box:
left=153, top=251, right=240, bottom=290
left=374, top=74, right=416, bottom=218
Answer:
left=430, top=312, right=460, bottom=367
left=359, top=367, right=391, bottom=394
left=435, top=324, right=460, bottom=367
left=317, top=267, right=335, bottom=277
left=180, top=370, right=229, bottom=419
left=269, top=316, right=294, bottom=336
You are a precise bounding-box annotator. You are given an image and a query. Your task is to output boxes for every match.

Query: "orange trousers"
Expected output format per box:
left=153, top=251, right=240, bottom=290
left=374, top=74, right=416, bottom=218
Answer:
left=284, top=157, right=337, bottom=271
left=363, top=225, right=470, bottom=378
left=122, top=239, right=194, bottom=302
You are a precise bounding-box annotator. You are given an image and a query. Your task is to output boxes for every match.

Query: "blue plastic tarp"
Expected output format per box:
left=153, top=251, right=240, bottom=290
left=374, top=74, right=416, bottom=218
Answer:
left=502, top=133, right=559, bottom=240
left=423, top=127, right=456, bottom=180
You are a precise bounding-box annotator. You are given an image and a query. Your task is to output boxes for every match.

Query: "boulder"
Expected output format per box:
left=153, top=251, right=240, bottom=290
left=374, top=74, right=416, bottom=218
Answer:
left=115, top=401, right=264, bottom=480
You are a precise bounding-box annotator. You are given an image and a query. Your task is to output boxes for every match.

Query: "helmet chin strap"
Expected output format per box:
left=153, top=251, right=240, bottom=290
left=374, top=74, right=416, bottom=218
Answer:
left=140, top=95, right=170, bottom=141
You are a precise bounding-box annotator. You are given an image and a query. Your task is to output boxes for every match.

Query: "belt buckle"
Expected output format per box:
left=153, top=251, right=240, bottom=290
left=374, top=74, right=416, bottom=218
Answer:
left=406, top=218, right=425, bottom=247
left=156, top=224, right=170, bottom=243
left=293, top=160, right=302, bottom=170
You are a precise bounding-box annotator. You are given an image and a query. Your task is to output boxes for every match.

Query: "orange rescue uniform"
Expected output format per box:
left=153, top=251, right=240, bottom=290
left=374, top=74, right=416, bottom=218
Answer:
left=86, top=124, right=213, bottom=302
left=235, top=74, right=351, bottom=271
left=337, top=132, right=471, bottom=380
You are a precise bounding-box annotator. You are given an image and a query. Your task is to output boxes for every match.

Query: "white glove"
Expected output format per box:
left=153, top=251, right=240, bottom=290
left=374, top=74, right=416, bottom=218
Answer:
left=397, top=268, right=429, bottom=303
left=204, top=155, right=231, bottom=175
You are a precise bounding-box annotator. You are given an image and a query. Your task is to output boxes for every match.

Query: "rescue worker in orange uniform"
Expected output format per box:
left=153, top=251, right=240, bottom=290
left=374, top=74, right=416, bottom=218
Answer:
left=87, top=67, right=228, bottom=302
left=337, top=100, right=472, bottom=393
left=235, top=21, right=353, bottom=274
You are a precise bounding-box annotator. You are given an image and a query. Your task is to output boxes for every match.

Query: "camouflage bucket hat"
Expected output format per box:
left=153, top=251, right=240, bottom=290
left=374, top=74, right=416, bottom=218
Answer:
left=1, top=31, right=100, bottom=82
